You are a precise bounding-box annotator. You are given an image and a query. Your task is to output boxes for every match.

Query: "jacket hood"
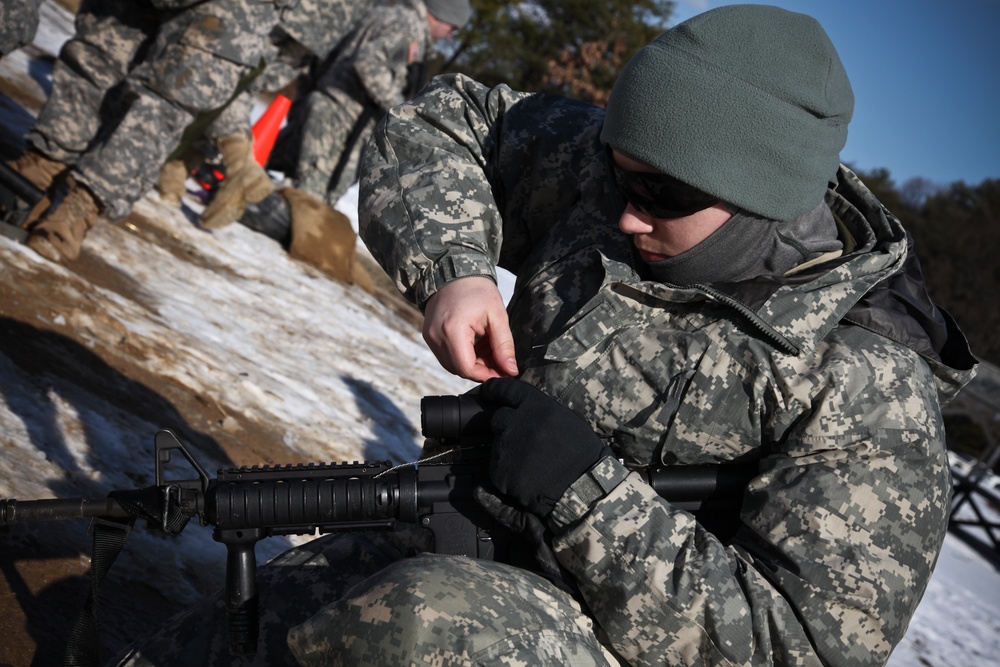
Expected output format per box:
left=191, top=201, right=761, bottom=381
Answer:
left=710, top=166, right=977, bottom=402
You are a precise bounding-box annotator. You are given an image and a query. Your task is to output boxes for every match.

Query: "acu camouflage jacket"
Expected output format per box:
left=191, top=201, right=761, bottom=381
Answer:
left=358, top=74, right=979, bottom=667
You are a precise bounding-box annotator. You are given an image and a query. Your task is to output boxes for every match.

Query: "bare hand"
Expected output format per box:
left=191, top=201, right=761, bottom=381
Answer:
left=422, top=276, right=519, bottom=382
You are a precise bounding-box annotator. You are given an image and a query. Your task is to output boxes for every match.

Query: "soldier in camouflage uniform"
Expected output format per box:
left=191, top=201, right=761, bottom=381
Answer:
left=340, top=5, right=977, bottom=666
left=175, top=0, right=377, bottom=229
left=108, top=6, right=978, bottom=667
left=17, top=0, right=296, bottom=263
left=6, top=0, right=191, bottom=222
left=232, top=0, right=471, bottom=285
left=293, top=0, right=470, bottom=206
left=154, top=0, right=458, bottom=227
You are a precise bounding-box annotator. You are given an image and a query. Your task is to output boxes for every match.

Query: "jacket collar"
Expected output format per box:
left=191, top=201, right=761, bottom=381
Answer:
left=619, top=166, right=976, bottom=391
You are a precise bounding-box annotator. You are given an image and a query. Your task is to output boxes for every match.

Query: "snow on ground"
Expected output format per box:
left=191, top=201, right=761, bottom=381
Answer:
left=0, top=183, right=474, bottom=584
left=889, top=535, right=1000, bottom=667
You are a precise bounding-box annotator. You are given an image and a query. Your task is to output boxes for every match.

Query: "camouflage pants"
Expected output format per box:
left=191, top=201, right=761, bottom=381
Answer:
left=26, top=0, right=165, bottom=163
left=289, top=552, right=621, bottom=666
left=177, top=31, right=309, bottom=153
left=0, top=0, right=43, bottom=56
left=111, top=526, right=620, bottom=667
left=72, top=10, right=257, bottom=220
left=295, top=88, right=374, bottom=207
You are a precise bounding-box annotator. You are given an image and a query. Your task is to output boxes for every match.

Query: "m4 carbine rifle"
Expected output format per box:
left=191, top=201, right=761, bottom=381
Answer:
left=0, top=393, right=754, bottom=659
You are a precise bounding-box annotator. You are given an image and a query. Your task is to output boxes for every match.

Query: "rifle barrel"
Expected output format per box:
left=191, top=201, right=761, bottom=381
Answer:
left=0, top=497, right=130, bottom=524
left=0, top=161, right=45, bottom=206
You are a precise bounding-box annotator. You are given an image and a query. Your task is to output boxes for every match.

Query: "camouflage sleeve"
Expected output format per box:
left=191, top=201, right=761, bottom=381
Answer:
left=548, top=336, right=951, bottom=667
left=359, top=74, right=535, bottom=307
left=352, top=7, right=424, bottom=113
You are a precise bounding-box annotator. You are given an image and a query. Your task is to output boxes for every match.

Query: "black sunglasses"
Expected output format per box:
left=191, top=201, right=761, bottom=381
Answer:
left=606, top=146, right=719, bottom=219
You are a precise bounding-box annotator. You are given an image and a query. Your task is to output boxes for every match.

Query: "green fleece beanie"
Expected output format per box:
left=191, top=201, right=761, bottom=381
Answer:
left=600, top=5, right=854, bottom=221
left=425, top=0, right=472, bottom=27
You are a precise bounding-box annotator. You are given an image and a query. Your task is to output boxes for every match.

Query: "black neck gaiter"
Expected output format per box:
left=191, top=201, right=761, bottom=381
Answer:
left=645, top=201, right=842, bottom=286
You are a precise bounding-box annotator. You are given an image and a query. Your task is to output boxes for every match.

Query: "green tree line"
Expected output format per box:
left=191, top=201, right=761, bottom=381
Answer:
left=856, top=169, right=998, bottom=366
left=430, top=0, right=674, bottom=105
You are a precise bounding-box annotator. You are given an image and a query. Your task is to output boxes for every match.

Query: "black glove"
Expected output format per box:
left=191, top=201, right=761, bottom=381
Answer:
left=474, top=485, right=570, bottom=589
left=478, top=377, right=611, bottom=517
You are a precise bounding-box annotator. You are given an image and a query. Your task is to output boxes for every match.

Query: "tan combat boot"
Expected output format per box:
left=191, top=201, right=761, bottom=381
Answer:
left=157, top=158, right=189, bottom=207
left=6, top=149, right=69, bottom=227
left=282, top=187, right=371, bottom=289
left=200, top=135, right=274, bottom=229
left=7, top=149, right=67, bottom=191
left=25, top=178, right=100, bottom=262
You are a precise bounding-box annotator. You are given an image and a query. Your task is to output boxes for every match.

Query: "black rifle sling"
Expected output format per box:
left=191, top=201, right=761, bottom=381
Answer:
left=64, top=486, right=185, bottom=667
left=63, top=516, right=134, bottom=667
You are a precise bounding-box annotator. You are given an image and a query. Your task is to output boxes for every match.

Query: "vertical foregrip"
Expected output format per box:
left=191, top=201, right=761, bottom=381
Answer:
left=206, top=463, right=407, bottom=656
left=223, top=536, right=260, bottom=656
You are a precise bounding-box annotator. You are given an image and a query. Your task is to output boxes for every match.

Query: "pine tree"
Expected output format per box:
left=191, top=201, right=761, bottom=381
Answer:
left=431, top=0, right=674, bottom=106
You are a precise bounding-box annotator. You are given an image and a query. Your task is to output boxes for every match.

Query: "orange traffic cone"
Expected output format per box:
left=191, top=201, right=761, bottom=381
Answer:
left=251, top=94, right=292, bottom=167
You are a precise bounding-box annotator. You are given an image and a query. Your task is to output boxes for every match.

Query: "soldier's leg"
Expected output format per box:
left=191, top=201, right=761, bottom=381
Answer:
left=204, top=88, right=257, bottom=142
left=294, top=90, right=362, bottom=202
left=111, top=526, right=433, bottom=667
left=156, top=68, right=268, bottom=212
left=72, top=42, right=246, bottom=220
left=26, top=39, right=247, bottom=260
left=199, top=91, right=275, bottom=229
left=26, top=0, right=162, bottom=163
left=323, top=118, right=373, bottom=207
left=10, top=0, right=161, bottom=227
left=289, top=554, right=622, bottom=667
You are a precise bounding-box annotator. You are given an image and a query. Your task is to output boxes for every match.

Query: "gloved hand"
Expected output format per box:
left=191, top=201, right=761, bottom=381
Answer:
left=474, top=485, right=568, bottom=587
left=478, top=377, right=611, bottom=517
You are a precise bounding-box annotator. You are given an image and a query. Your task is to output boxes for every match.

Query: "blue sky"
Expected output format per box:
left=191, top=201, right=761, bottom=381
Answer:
left=669, top=1, right=1000, bottom=187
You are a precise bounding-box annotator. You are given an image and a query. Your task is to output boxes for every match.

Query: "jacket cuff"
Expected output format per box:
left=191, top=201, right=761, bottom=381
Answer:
left=417, top=254, right=497, bottom=308
left=549, top=456, right=630, bottom=531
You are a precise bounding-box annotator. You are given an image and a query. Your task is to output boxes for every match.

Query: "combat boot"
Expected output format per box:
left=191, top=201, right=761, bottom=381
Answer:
left=157, top=159, right=189, bottom=207
left=5, top=149, right=69, bottom=227
left=25, top=178, right=100, bottom=262
left=239, top=190, right=292, bottom=245
left=7, top=148, right=67, bottom=191
left=200, top=135, right=273, bottom=229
